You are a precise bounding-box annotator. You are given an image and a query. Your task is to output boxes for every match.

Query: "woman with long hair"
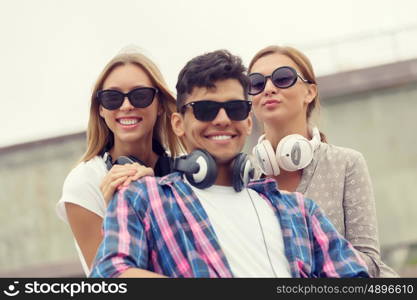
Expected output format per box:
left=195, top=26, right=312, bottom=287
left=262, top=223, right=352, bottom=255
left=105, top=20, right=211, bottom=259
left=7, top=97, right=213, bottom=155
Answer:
left=249, top=45, right=397, bottom=277
left=56, top=50, right=182, bottom=275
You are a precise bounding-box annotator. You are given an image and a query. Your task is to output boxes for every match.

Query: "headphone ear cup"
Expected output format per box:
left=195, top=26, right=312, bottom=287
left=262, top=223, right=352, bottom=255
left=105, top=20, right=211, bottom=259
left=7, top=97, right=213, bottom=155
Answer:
left=253, top=139, right=280, bottom=176
left=231, top=153, right=255, bottom=192
left=104, top=153, right=113, bottom=171
left=276, top=134, right=314, bottom=171
left=175, top=149, right=218, bottom=189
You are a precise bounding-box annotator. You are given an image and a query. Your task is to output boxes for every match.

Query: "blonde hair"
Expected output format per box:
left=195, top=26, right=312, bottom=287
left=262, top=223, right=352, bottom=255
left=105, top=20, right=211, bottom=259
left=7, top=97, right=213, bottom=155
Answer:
left=248, top=45, right=327, bottom=142
left=80, top=51, right=183, bottom=162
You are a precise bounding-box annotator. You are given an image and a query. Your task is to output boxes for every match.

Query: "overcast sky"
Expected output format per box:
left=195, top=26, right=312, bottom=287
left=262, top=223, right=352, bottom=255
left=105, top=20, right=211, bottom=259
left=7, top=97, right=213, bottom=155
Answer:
left=1, top=0, right=417, bottom=147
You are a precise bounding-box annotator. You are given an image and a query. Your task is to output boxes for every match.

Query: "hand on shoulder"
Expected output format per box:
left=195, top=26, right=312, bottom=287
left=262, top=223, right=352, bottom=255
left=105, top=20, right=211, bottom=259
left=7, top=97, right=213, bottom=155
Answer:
left=100, top=163, right=154, bottom=205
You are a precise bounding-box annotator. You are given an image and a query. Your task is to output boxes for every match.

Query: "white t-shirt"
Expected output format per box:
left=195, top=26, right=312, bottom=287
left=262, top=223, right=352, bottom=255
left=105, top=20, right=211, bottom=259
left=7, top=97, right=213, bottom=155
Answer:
left=56, top=155, right=108, bottom=276
left=189, top=183, right=291, bottom=277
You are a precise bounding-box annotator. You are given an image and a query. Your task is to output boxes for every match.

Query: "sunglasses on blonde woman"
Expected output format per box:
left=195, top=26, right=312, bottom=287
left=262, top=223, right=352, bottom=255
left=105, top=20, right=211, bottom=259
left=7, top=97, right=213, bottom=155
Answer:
left=97, top=87, right=158, bottom=110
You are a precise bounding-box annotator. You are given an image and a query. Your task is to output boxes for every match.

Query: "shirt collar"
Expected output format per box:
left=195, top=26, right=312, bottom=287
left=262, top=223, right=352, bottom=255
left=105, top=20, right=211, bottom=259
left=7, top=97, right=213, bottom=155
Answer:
left=157, top=171, right=184, bottom=185
left=158, top=171, right=278, bottom=192
left=247, top=177, right=279, bottom=194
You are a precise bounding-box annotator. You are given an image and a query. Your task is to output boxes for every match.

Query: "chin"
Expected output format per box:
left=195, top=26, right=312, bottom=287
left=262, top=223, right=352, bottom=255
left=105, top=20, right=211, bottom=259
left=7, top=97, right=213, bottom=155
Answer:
left=117, top=133, right=146, bottom=144
left=262, top=109, right=282, bottom=118
left=262, top=112, right=289, bottom=125
left=211, top=151, right=240, bottom=164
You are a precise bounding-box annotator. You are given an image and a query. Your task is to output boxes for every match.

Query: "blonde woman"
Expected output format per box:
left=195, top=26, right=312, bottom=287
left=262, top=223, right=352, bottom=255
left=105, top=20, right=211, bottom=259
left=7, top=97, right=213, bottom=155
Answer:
left=249, top=45, right=397, bottom=277
left=56, top=50, right=182, bottom=275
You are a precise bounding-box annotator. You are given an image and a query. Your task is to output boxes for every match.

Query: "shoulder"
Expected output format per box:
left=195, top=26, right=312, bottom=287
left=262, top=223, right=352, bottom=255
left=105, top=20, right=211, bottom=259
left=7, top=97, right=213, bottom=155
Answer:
left=64, top=156, right=107, bottom=185
left=249, top=179, right=320, bottom=220
left=318, top=143, right=363, bottom=160
left=283, top=192, right=319, bottom=215
left=316, top=143, right=366, bottom=168
left=118, top=172, right=182, bottom=210
left=57, top=156, right=107, bottom=221
left=61, top=156, right=107, bottom=196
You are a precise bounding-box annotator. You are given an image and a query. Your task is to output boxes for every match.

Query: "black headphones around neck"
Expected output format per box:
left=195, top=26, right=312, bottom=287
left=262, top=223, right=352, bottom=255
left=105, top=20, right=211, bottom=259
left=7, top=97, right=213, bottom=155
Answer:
left=103, top=152, right=147, bottom=170
left=173, top=149, right=255, bottom=192
left=102, top=139, right=171, bottom=173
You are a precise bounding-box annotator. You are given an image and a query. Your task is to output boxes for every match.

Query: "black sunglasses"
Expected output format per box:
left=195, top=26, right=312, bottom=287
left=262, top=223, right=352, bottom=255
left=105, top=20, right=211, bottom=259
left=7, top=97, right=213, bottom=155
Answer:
left=97, top=87, right=158, bottom=110
left=180, top=100, right=252, bottom=122
left=248, top=66, right=313, bottom=95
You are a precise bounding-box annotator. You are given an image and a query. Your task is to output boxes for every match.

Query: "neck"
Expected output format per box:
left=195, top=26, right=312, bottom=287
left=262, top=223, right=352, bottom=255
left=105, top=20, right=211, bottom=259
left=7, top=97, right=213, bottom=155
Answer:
left=110, top=134, right=158, bottom=168
left=214, top=163, right=233, bottom=187
left=264, top=116, right=310, bottom=149
left=271, top=169, right=302, bottom=192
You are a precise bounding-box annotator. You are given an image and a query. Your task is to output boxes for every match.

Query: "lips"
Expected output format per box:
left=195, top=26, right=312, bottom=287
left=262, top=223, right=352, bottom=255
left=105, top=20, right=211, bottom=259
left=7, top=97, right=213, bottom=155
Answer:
left=262, top=99, right=281, bottom=106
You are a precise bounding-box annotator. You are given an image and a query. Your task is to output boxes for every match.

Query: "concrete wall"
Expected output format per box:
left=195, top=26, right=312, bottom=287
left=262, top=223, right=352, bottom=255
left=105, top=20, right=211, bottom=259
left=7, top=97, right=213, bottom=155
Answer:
left=316, top=58, right=417, bottom=250
left=0, top=134, right=85, bottom=275
left=320, top=82, right=417, bottom=247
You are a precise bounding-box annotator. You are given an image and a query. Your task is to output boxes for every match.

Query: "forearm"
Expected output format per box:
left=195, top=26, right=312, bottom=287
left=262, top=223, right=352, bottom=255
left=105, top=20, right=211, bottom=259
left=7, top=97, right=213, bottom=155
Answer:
left=91, top=187, right=152, bottom=278
left=309, top=204, right=369, bottom=277
left=65, top=202, right=104, bottom=269
left=118, top=268, right=167, bottom=278
left=345, top=220, right=381, bottom=277
left=353, top=244, right=399, bottom=277
left=343, top=152, right=384, bottom=276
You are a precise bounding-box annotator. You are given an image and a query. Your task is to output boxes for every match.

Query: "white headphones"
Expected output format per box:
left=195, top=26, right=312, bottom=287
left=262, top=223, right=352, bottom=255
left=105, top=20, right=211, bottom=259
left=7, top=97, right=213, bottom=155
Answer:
left=252, top=127, right=321, bottom=176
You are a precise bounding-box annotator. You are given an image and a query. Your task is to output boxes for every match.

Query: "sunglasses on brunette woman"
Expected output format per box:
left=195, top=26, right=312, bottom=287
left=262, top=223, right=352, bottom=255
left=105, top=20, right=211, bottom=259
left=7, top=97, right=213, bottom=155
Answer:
left=248, top=66, right=313, bottom=95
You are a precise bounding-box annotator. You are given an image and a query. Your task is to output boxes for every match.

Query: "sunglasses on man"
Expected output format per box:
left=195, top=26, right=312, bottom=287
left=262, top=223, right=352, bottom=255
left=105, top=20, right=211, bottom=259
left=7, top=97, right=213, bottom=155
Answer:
left=97, top=87, right=158, bottom=110
left=248, top=66, right=314, bottom=95
left=180, top=100, right=252, bottom=122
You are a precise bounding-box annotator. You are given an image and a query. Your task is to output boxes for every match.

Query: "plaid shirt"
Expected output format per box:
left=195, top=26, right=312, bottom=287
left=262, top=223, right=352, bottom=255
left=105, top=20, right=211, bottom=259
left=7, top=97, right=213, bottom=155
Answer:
left=90, top=172, right=369, bottom=278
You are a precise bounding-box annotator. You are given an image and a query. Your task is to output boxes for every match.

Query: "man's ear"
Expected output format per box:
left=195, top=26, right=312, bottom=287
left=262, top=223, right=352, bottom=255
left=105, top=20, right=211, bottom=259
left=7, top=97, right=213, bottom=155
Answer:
left=304, top=83, right=317, bottom=104
left=171, top=112, right=185, bottom=137
left=246, top=112, right=253, bottom=135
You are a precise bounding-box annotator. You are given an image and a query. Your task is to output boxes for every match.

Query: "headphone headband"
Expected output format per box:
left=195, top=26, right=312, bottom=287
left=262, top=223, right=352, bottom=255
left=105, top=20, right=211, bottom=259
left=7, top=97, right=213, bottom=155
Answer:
left=310, top=127, right=321, bottom=151
left=258, top=127, right=320, bottom=147
left=257, top=133, right=267, bottom=144
left=103, top=152, right=147, bottom=171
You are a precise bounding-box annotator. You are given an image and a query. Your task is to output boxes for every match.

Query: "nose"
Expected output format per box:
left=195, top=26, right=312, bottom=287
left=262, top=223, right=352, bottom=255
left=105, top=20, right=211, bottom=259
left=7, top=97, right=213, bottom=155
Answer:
left=263, top=76, right=278, bottom=96
left=212, top=108, right=231, bottom=127
left=119, top=96, right=134, bottom=111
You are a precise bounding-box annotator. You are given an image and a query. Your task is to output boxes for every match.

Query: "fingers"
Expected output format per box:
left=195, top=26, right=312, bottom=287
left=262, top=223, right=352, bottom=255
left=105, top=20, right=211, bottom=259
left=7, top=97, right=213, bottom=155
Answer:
left=100, top=164, right=137, bottom=203
left=121, top=167, right=155, bottom=187
left=121, top=177, right=133, bottom=188
left=107, top=166, right=137, bottom=180
left=101, top=175, right=129, bottom=205
left=100, top=163, right=156, bottom=205
left=132, top=167, right=154, bottom=181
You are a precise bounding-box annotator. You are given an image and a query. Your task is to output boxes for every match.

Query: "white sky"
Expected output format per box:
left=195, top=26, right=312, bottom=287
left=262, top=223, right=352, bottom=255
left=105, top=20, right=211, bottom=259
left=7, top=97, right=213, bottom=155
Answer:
left=1, top=0, right=417, bottom=147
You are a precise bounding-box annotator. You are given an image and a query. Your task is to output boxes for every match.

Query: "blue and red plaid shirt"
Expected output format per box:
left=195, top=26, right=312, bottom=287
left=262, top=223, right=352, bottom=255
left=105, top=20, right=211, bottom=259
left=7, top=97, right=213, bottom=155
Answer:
left=90, top=172, right=369, bottom=278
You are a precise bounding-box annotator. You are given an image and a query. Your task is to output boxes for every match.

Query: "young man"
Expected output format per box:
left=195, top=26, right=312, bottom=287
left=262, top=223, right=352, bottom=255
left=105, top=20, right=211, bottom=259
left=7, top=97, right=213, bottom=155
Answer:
left=90, top=50, right=369, bottom=278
